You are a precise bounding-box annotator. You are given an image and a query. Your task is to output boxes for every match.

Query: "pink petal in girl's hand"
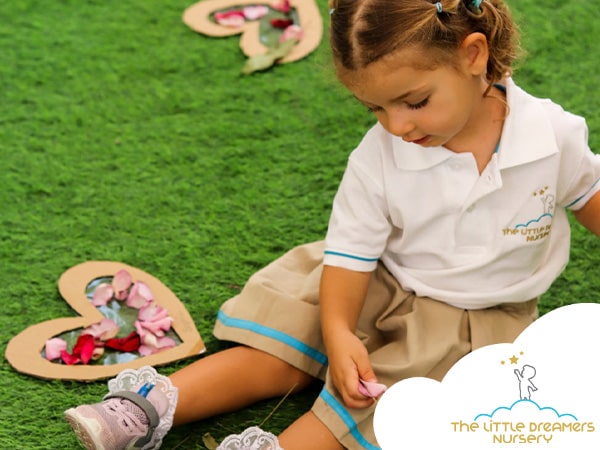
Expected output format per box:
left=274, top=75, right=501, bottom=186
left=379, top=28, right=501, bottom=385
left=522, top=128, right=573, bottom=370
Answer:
left=358, top=379, right=387, bottom=398
left=279, top=24, right=303, bottom=43
left=44, top=337, right=67, bottom=361
left=92, top=283, right=114, bottom=306
left=243, top=5, right=268, bottom=20
left=126, top=281, right=154, bottom=309
left=112, top=269, right=132, bottom=300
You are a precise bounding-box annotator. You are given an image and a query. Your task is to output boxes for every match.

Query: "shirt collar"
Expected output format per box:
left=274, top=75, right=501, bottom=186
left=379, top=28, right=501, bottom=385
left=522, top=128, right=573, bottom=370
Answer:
left=496, top=78, right=559, bottom=169
left=389, top=78, right=559, bottom=171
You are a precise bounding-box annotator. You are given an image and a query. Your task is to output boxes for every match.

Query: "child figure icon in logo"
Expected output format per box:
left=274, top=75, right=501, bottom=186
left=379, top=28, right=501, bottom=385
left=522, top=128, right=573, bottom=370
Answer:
left=514, top=364, right=538, bottom=400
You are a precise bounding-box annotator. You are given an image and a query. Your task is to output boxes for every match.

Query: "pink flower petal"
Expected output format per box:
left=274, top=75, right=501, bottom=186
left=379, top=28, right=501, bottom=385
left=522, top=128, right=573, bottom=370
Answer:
left=279, top=24, right=303, bottom=43
left=214, top=10, right=245, bottom=27
left=45, top=337, right=67, bottom=361
left=138, top=316, right=173, bottom=337
left=138, top=301, right=168, bottom=322
left=82, top=318, right=119, bottom=340
left=243, top=5, right=268, bottom=20
left=358, top=379, right=387, bottom=398
left=136, top=321, right=158, bottom=346
left=112, top=269, right=132, bottom=300
left=92, top=283, right=114, bottom=306
left=126, top=281, right=154, bottom=309
left=271, top=0, right=290, bottom=13
left=139, top=336, right=176, bottom=356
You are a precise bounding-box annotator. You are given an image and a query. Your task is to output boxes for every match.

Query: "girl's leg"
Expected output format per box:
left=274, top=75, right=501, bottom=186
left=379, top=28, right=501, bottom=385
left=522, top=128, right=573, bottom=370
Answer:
left=170, top=345, right=316, bottom=426
left=279, top=411, right=345, bottom=450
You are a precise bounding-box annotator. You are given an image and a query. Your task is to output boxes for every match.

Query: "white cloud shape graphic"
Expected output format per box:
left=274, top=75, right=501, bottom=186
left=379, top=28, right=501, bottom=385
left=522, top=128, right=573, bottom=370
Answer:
left=373, top=303, right=600, bottom=450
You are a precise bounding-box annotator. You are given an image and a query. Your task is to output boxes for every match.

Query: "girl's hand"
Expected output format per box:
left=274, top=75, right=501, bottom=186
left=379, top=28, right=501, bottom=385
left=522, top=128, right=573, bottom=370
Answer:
left=326, top=328, right=378, bottom=409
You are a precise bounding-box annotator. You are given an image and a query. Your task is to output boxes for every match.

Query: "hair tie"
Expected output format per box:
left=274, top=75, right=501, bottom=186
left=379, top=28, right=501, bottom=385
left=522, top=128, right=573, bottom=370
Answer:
left=469, top=0, right=483, bottom=13
left=435, top=2, right=443, bottom=13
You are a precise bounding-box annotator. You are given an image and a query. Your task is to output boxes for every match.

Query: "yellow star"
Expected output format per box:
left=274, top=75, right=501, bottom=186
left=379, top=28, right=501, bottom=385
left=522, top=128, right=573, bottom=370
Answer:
left=509, top=355, right=519, bottom=364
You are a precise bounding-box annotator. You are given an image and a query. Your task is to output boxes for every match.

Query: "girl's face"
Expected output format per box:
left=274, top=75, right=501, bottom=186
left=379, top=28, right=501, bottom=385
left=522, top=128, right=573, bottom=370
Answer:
left=339, top=46, right=490, bottom=153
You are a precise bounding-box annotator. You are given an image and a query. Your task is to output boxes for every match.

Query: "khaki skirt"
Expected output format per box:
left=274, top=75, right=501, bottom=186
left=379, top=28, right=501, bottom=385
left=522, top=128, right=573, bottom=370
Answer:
left=213, top=242, right=538, bottom=450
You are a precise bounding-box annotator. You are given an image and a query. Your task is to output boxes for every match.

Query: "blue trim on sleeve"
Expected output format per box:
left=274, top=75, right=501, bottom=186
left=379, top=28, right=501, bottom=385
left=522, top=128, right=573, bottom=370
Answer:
left=566, top=177, right=600, bottom=208
left=319, top=388, right=381, bottom=450
left=216, top=310, right=329, bottom=366
left=324, top=250, right=379, bottom=262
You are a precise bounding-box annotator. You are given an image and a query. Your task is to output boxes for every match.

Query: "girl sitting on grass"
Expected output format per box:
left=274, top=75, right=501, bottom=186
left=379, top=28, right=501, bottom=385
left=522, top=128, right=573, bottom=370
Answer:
left=65, top=0, right=600, bottom=449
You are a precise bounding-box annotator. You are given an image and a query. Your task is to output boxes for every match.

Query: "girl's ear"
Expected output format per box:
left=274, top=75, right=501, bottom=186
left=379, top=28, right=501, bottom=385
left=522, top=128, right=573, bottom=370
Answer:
left=459, top=32, right=489, bottom=76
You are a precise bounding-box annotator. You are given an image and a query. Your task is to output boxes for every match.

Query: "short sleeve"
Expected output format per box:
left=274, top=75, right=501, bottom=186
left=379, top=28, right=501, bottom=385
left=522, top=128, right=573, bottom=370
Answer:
left=324, top=142, right=392, bottom=272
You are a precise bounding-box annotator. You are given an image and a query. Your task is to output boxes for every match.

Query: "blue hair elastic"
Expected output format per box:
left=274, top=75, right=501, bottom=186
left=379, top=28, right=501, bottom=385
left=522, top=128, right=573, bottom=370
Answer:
left=435, top=2, right=443, bottom=13
left=472, top=0, right=482, bottom=9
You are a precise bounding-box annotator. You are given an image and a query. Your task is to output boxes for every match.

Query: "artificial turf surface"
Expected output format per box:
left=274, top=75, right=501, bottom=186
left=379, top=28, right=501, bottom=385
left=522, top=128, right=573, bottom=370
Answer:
left=0, top=0, right=598, bottom=448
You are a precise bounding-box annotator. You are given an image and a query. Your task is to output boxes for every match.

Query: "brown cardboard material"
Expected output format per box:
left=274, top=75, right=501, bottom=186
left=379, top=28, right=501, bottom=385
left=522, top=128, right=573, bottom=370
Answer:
left=182, top=0, right=323, bottom=63
left=5, top=261, right=205, bottom=381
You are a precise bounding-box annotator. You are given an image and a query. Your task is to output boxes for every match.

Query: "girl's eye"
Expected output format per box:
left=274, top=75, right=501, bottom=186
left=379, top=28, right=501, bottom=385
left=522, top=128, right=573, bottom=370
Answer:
left=366, top=105, right=383, bottom=113
left=406, top=97, right=429, bottom=110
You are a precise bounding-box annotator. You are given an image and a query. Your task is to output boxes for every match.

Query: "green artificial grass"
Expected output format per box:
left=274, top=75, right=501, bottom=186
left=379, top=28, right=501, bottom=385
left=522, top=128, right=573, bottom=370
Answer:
left=0, top=0, right=598, bottom=448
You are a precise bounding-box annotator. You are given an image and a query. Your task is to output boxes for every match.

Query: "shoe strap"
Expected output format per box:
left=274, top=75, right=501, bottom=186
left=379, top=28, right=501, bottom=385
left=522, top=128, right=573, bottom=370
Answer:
left=105, top=390, right=160, bottom=448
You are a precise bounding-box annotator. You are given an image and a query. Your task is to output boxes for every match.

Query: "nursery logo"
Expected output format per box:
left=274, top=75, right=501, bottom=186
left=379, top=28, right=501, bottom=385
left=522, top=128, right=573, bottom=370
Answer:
left=373, top=303, right=600, bottom=449
left=450, top=354, right=595, bottom=447
left=502, top=186, right=555, bottom=242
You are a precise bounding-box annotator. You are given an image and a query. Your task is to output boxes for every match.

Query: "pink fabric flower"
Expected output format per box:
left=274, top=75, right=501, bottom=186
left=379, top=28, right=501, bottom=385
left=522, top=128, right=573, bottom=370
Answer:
left=358, top=379, right=387, bottom=398
left=112, top=269, right=132, bottom=300
left=44, top=337, right=67, bottom=361
left=214, top=10, right=245, bottom=28
left=243, top=5, right=269, bottom=20
left=126, top=281, right=154, bottom=308
left=82, top=318, right=119, bottom=340
left=92, top=282, right=114, bottom=306
left=279, top=24, right=303, bottom=43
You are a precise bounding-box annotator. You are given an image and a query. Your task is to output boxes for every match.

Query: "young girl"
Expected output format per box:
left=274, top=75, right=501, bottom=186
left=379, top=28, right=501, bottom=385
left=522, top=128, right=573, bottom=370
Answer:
left=65, top=0, right=600, bottom=449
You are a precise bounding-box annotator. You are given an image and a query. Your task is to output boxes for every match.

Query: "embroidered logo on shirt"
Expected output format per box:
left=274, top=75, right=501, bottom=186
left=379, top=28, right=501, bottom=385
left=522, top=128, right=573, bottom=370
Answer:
left=502, top=186, right=554, bottom=242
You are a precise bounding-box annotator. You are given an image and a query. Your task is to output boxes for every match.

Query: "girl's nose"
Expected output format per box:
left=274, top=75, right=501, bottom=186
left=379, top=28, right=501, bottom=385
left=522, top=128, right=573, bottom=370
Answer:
left=383, top=109, right=415, bottom=138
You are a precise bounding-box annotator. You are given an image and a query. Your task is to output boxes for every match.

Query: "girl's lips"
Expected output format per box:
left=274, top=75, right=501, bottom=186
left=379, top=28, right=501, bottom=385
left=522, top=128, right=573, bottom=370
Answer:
left=411, top=136, right=430, bottom=145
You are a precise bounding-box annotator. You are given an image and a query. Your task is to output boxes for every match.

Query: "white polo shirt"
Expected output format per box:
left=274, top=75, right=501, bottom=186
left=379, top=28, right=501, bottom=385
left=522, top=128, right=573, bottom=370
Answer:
left=323, top=78, right=600, bottom=309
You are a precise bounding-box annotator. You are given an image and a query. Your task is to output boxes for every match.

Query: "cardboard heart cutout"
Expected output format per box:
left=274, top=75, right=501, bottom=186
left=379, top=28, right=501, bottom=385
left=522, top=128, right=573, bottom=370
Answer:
left=182, top=0, right=323, bottom=63
left=5, top=261, right=205, bottom=381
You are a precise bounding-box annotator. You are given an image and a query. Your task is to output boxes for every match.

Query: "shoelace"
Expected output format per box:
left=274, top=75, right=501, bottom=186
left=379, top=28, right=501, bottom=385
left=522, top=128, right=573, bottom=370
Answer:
left=104, top=398, right=149, bottom=433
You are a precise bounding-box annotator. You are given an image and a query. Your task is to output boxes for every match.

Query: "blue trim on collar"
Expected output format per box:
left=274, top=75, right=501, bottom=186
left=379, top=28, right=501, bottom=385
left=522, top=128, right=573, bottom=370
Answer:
left=319, top=388, right=381, bottom=450
left=216, top=310, right=329, bottom=366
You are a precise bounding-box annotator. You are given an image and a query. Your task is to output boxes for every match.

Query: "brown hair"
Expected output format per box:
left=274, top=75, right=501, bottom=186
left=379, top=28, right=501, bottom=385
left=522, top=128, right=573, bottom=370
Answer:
left=329, top=0, right=520, bottom=85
